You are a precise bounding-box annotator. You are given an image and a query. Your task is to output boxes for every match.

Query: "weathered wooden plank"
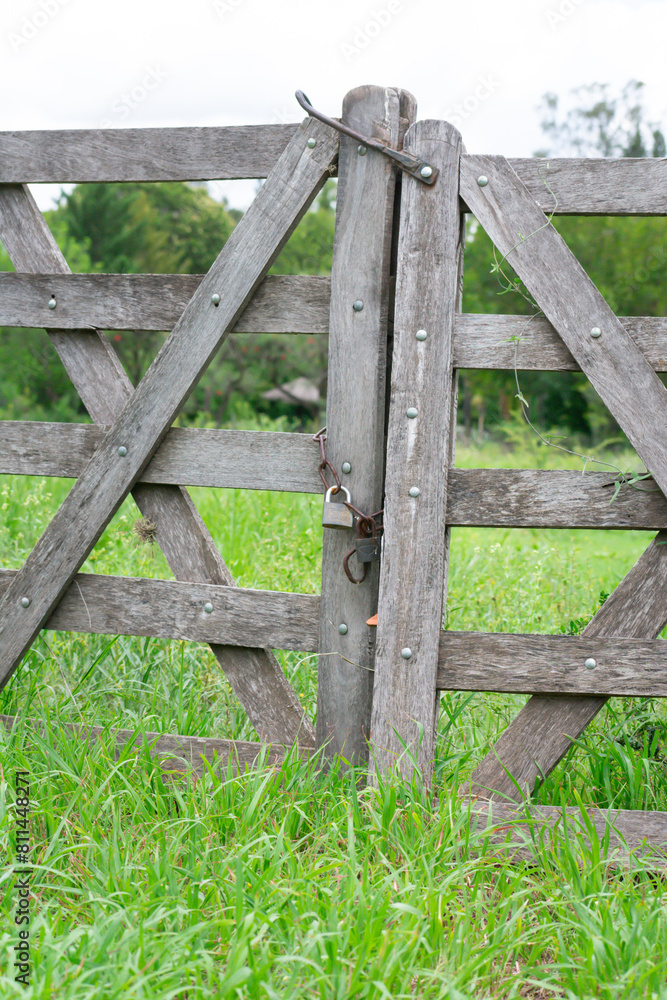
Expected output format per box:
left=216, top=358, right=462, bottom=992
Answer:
left=465, top=530, right=667, bottom=801
left=454, top=314, right=667, bottom=372
left=0, top=125, right=302, bottom=182
left=0, top=570, right=320, bottom=651
left=0, top=715, right=313, bottom=773
left=0, top=184, right=316, bottom=747
left=460, top=156, right=667, bottom=504
left=437, top=631, right=667, bottom=697
left=0, top=118, right=338, bottom=694
left=316, top=86, right=407, bottom=766
left=499, top=156, right=667, bottom=216
left=469, top=800, right=667, bottom=865
left=370, top=119, right=463, bottom=782
left=0, top=273, right=331, bottom=334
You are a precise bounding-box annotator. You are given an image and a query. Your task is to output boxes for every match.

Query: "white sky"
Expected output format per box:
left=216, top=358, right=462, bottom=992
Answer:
left=2, top=0, right=665, bottom=210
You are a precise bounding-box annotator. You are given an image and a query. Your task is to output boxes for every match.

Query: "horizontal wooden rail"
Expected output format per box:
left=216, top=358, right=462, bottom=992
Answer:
left=2, top=428, right=666, bottom=529
left=0, top=273, right=330, bottom=334
left=1, top=126, right=664, bottom=214
left=466, top=156, right=667, bottom=216
left=0, top=715, right=312, bottom=771
left=0, top=570, right=320, bottom=651
left=0, top=125, right=302, bottom=182
left=437, top=631, right=667, bottom=697
left=3, top=275, right=666, bottom=375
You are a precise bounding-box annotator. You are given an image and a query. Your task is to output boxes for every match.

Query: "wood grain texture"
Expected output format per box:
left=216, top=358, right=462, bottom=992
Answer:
left=370, top=119, right=463, bottom=782
left=0, top=715, right=313, bottom=773
left=0, top=570, right=319, bottom=650
left=437, top=631, right=667, bottom=696
left=0, top=422, right=323, bottom=493
left=0, top=273, right=331, bottom=334
left=465, top=531, right=667, bottom=800
left=460, top=156, right=667, bottom=503
left=493, top=156, right=667, bottom=216
left=454, top=314, right=667, bottom=372
left=0, top=183, right=316, bottom=747
left=0, top=125, right=301, bottom=182
left=468, top=800, right=667, bottom=864
left=0, top=119, right=337, bottom=727
left=316, top=86, right=407, bottom=766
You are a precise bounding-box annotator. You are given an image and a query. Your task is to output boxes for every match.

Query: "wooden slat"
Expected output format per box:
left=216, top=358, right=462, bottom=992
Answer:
left=469, top=801, right=667, bottom=865
left=437, top=631, right=667, bottom=697
left=0, top=570, right=319, bottom=651
left=0, top=715, right=313, bottom=773
left=454, top=314, right=667, bottom=372
left=0, top=184, right=316, bottom=747
left=460, top=157, right=667, bottom=507
left=466, top=530, right=667, bottom=800
left=370, top=120, right=463, bottom=783
left=0, top=273, right=331, bottom=334
left=0, top=125, right=302, bottom=182
left=503, top=156, right=667, bottom=216
left=316, top=86, right=407, bottom=766
left=0, top=118, right=338, bottom=693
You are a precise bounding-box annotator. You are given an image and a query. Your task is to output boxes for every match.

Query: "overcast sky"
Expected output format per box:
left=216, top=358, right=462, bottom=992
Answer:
left=2, top=0, right=665, bottom=210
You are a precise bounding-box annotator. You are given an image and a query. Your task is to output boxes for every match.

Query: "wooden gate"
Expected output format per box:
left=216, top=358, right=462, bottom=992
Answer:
left=2, top=87, right=667, bottom=853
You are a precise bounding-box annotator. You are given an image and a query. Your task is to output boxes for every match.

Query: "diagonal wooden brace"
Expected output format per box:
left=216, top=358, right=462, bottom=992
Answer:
left=0, top=117, right=338, bottom=700
left=460, top=155, right=667, bottom=798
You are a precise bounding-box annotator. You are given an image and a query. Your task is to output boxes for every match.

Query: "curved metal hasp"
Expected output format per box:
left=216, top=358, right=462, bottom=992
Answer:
left=296, top=90, right=438, bottom=185
left=322, top=485, right=354, bottom=529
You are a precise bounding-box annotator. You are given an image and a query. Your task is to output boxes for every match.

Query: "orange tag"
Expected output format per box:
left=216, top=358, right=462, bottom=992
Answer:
left=366, top=614, right=378, bottom=627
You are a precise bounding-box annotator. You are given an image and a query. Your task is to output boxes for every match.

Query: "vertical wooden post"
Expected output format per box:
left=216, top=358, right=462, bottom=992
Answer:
left=316, top=86, right=411, bottom=765
left=369, top=120, right=463, bottom=783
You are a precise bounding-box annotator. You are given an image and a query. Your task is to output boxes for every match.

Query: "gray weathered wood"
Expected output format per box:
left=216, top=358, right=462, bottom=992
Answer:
left=0, top=570, right=319, bottom=651
left=0, top=125, right=301, bottom=182
left=370, top=119, right=463, bottom=782
left=0, top=117, right=338, bottom=694
left=316, top=86, right=407, bottom=766
left=491, top=156, right=667, bottom=216
left=0, top=183, right=315, bottom=746
left=466, top=530, right=667, bottom=800
left=469, top=800, right=667, bottom=865
left=437, top=630, right=667, bottom=697
left=0, top=421, right=323, bottom=493
left=0, top=715, right=313, bottom=775
left=454, top=314, right=667, bottom=372
left=460, top=156, right=667, bottom=505
left=0, top=273, right=330, bottom=334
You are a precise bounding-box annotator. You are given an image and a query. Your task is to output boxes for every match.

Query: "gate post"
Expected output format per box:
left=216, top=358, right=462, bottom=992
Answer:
left=315, top=86, right=413, bottom=764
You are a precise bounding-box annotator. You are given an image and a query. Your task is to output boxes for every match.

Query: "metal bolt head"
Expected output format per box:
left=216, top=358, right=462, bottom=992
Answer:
left=420, top=165, right=433, bottom=179
left=338, top=623, right=348, bottom=635
left=204, top=602, right=213, bottom=614
left=117, top=446, right=127, bottom=457
left=341, top=462, right=352, bottom=474
left=477, top=175, right=489, bottom=187
left=357, top=145, right=367, bottom=156
left=48, top=297, right=57, bottom=310
left=20, top=597, right=30, bottom=608
left=585, top=657, right=597, bottom=670
left=406, top=407, right=418, bottom=419
left=401, top=647, right=412, bottom=660
left=409, top=486, right=420, bottom=498
left=353, top=300, right=364, bottom=312
left=307, top=137, right=317, bottom=149
left=211, top=293, right=220, bottom=305
left=416, top=329, right=428, bottom=342
left=590, top=327, right=602, bottom=339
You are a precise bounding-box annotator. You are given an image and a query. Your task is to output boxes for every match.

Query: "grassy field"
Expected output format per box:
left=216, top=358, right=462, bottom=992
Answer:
left=2, top=434, right=667, bottom=998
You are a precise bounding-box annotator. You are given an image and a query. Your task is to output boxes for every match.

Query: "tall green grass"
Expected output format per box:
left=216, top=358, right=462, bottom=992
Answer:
left=2, top=435, right=667, bottom=998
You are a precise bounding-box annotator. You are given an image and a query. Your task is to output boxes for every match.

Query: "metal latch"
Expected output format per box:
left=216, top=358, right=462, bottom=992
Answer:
left=296, top=91, right=438, bottom=185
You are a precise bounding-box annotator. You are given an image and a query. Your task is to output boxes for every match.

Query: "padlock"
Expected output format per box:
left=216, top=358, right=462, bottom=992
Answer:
left=322, top=486, right=354, bottom=529
left=355, top=536, right=380, bottom=563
